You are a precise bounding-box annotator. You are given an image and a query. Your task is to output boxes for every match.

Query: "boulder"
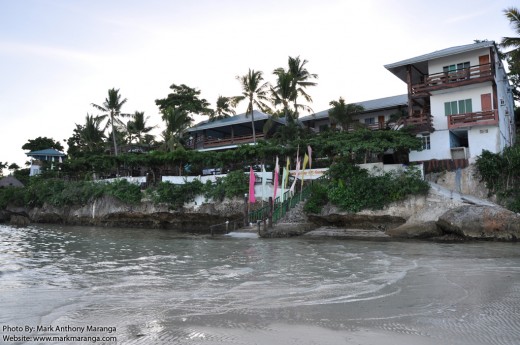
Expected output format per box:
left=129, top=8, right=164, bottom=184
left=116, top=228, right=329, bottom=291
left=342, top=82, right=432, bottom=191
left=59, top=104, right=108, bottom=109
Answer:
left=386, top=221, right=443, bottom=239
left=9, top=214, right=30, bottom=227
left=437, top=205, right=520, bottom=240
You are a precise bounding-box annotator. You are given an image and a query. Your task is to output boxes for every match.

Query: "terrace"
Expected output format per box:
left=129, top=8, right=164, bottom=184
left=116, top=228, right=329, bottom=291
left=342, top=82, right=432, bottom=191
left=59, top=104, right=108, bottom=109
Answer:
left=412, top=63, right=493, bottom=96
left=447, top=109, right=498, bottom=129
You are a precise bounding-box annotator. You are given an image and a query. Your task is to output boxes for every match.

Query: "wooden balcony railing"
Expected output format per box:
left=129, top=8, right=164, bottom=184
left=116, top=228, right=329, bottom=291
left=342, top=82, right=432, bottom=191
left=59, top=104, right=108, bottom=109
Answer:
left=412, top=63, right=493, bottom=95
left=448, top=109, right=498, bottom=129
left=196, top=133, right=265, bottom=149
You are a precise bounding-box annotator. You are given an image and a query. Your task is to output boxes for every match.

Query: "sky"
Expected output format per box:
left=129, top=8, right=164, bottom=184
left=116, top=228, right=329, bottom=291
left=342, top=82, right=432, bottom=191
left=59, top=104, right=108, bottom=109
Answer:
left=0, top=0, right=516, bottom=174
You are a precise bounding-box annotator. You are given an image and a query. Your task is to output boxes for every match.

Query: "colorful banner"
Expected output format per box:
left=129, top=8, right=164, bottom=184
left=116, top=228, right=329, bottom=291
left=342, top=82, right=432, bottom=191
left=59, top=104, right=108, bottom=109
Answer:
left=248, top=166, right=256, bottom=203
left=273, top=157, right=279, bottom=201
left=307, top=145, right=312, bottom=170
left=261, top=165, right=267, bottom=203
left=290, top=158, right=300, bottom=195
left=301, top=153, right=309, bottom=191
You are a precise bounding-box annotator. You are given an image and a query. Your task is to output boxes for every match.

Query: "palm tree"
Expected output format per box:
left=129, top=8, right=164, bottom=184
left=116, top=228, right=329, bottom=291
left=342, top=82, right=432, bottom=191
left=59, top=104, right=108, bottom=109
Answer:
left=501, top=7, right=520, bottom=52
left=211, top=96, right=239, bottom=121
left=161, top=107, right=192, bottom=151
left=286, top=56, right=317, bottom=118
left=236, top=69, right=271, bottom=143
left=91, top=88, right=128, bottom=156
left=328, top=97, right=364, bottom=131
left=271, top=69, right=294, bottom=121
left=81, top=114, right=105, bottom=152
left=126, top=111, right=155, bottom=144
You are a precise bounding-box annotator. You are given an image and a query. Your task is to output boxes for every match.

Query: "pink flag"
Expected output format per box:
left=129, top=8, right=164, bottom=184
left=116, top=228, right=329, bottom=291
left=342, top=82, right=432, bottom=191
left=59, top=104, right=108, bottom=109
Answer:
left=249, top=166, right=256, bottom=203
left=273, top=157, right=279, bottom=200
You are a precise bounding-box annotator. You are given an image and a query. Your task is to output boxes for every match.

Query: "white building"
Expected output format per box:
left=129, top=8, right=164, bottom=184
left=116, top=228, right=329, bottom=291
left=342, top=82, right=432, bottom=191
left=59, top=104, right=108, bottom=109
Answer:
left=385, top=41, right=516, bottom=163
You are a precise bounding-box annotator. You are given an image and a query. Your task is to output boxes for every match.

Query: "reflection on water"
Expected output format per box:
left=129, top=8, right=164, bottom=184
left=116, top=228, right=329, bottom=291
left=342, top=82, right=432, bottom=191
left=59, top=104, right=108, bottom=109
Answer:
left=1, top=224, right=520, bottom=345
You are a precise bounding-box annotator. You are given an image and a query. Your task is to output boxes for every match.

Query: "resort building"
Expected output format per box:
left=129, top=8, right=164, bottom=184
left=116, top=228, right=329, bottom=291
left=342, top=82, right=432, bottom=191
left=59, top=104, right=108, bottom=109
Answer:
left=186, top=110, right=286, bottom=151
left=384, top=40, right=516, bottom=163
left=299, top=94, right=409, bottom=132
left=26, top=148, right=66, bottom=176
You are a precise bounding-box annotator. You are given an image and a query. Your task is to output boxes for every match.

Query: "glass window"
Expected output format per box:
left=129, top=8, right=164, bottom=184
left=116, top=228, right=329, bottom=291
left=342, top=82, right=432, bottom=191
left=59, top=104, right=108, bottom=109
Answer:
left=364, top=117, right=375, bottom=125
left=420, top=133, right=431, bottom=150
left=445, top=99, right=472, bottom=115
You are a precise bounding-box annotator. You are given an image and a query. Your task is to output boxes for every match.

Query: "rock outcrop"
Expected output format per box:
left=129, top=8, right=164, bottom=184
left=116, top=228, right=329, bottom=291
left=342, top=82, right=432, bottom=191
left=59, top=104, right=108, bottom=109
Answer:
left=437, top=205, right=520, bottom=241
left=21, top=196, right=245, bottom=233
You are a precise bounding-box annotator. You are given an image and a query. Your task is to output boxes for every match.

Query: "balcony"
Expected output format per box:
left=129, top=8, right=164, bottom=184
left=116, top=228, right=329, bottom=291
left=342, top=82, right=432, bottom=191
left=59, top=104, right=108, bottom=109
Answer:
left=412, top=63, right=493, bottom=95
left=448, top=109, right=498, bottom=129
left=188, top=133, right=265, bottom=150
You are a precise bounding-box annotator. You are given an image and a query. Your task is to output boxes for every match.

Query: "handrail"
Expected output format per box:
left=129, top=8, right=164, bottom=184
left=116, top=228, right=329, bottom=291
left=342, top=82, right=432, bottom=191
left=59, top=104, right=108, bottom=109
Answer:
left=412, top=63, right=493, bottom=94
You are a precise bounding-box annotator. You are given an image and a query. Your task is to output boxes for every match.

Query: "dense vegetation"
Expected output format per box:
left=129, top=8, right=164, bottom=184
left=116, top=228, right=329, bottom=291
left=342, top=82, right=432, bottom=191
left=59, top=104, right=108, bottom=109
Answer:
left=475, top=144, right=520, bottom=212
left=0, top=170, right=249, bottom=210
left=304, top=160, right=430, bottom=214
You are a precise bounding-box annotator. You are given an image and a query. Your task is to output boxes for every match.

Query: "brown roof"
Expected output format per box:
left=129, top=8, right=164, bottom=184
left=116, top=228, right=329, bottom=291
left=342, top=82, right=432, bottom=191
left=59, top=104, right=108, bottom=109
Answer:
left=0, top=176, right=24, bottom=188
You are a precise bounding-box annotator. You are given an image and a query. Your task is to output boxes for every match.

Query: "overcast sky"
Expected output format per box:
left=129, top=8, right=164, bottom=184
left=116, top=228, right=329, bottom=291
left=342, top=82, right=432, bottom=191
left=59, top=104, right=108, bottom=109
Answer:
left=0, top=0, right=516, bottom=173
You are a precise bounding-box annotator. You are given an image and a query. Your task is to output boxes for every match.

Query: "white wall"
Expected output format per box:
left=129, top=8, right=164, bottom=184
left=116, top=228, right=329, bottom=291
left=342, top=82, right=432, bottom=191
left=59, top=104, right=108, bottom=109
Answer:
left=410, top=130, right=451, bottom=162
left=428, top=48, right=490, bottom=74
left=468, top=126, right=500, bottom=162
left=430, top=83, right=494, bottom=131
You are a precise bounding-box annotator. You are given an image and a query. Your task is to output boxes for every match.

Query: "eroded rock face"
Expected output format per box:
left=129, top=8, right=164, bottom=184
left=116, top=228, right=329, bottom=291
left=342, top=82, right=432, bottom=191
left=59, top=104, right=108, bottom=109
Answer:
left=437, top=205, right=520, bottom=240
left=307, top=213, right=406, bottom=230
left=386, top=221, right=442, bottom=239
left=24, top=196, right=244, bottom=233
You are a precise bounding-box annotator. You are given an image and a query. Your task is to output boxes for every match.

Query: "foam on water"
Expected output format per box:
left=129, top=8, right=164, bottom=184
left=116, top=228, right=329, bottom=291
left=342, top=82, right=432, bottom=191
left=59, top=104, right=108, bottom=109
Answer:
left=2, top=224, right=520, bottom=344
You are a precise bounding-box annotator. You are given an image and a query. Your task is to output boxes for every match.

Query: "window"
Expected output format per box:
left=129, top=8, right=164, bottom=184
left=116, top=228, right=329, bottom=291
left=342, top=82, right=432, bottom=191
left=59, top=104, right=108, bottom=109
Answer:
left=420, top=133, right=431, bottom=150
left=319, top=124, right=329, bottom=132
left=443, top=61, right=470, bottom=72
left=364, top=117, right=375, bottom=125
left=444, top=99, right=472, bottom=115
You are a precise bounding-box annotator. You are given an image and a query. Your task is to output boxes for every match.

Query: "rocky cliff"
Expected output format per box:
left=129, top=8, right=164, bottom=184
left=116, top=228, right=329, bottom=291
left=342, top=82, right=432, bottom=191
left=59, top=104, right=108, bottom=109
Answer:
left=2, top=196, right=244, bottom=233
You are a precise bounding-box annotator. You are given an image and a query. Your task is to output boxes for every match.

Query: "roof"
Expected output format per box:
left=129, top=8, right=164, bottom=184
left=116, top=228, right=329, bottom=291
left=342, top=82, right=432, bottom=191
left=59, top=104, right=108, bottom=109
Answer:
left=300, top=94, right=408, bottom=122
left=26, top=148, right=66, bottom=157
left=0, top=176, right=24, bottom=188
left=385, top=41, right=496, bottom=82
left=187, top=110, right=285, bottom=132
left=384, top=41, right=495, bottom=69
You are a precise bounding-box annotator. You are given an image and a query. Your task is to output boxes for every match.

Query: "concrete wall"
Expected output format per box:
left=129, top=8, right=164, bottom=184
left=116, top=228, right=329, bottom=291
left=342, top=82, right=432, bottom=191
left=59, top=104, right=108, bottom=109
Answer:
left=428, top=48, right=490, bottom=74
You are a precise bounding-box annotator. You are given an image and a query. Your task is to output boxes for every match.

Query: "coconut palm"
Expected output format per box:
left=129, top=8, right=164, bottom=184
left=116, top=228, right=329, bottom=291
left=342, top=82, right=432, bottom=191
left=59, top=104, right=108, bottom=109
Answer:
left=501, top=7, right=520, bottom=52
left=236, top=69, right=271, bottom=143
left=81, top=114, right=105, bottom=152
left=286, top=56, right=317, bottom=118
left=161, top=107, right=192, bottom=151
left=271, top=69, right=294, bottom=121
left=211, top=96, right=239, bottom=121
left=126, top=111, right=155, bottom=144
left=328, top=97, right=365, bottom=131
left=91, top=88, right=128, bottom=156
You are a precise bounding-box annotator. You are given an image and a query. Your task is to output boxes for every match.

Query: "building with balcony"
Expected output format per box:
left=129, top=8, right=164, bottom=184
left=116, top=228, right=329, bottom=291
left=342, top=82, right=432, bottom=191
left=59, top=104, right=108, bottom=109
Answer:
left=26, top=148, right=66, bottom=176
left=385, top=41, right=515, bottom=163
left=299, top=94, right=409, bottom=132
left=186, top=110, right=286, bottom=151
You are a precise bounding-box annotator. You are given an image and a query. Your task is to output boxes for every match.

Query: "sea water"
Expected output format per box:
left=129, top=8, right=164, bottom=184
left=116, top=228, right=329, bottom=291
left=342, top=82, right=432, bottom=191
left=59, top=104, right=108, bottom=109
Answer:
left=1, top=224, right=519, bottom=344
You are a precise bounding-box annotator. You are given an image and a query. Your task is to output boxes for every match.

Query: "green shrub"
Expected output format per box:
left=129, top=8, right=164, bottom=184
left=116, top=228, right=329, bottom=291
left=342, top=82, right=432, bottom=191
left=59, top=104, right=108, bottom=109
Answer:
left=304, top=182, right=329, bottom=214
left=305, top=163, right=429, bottom=213
left=476, top=145, right=520, bottom=212
left=147, top=179, right=204, bottom=208
left=204, top=170, right=248, bottom=201
left=101, top=179, right=142, bottom=204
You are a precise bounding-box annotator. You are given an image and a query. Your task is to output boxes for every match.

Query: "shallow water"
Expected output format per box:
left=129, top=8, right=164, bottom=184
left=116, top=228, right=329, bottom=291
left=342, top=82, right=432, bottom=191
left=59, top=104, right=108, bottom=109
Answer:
left=1, top=224, right=520, bottom=344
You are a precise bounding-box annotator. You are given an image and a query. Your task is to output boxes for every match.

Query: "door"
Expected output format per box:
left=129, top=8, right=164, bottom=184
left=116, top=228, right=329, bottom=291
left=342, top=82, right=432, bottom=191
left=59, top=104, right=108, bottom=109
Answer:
left=481, top=93, right=492, bottom=111
left=378, top=116, right=385, bottom=129
left=479, top=55, right=490, bottom=75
